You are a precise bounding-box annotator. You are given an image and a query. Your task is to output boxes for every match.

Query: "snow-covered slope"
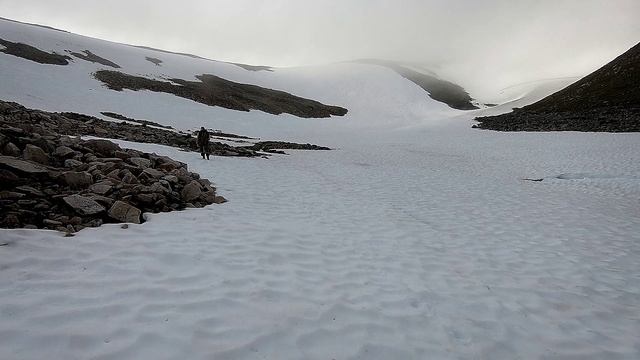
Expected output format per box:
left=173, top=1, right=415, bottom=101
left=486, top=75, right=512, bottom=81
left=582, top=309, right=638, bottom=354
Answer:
left=0, top=17, right=462, bottom=141
left=1, top=17, right=639, bottom=360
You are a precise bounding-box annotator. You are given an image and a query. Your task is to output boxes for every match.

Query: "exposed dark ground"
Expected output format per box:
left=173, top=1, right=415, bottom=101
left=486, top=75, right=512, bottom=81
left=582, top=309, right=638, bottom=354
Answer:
left=69, top=50, right=120, bottom=68
left=356, top=59, right=478, bottom=110
left=475, top=42, right=640, bottom=132
left=1, top=100, right=331, bottom=157
left=100, top=112, right=173, bottom=129
left=145, top=56, right=163, bottom=66
left=0, top=38, right=70, bottom=65
left=94, top=70, right=348, bottom=118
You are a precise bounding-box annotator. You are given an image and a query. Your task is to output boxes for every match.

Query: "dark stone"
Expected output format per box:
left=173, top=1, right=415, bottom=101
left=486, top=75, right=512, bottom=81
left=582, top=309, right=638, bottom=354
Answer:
left=108, top=201, right=142, bottom=224
left=61, top=171, right=93, bottom=189
left=23, top=144, right=49, bottom=164
left=2, top=142, right=20, bottom=157
left=83, top=139, right=121, bottom=157
left=181, top=180, right=202, bottom=202
left=62, top=194, right=105, bottom=215
left=0, top=155, right=48, bottom=174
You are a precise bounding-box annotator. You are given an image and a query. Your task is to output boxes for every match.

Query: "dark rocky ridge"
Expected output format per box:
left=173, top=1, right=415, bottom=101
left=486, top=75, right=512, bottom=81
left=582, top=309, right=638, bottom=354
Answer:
left=356, top=59, right=478, bottom=110
left=1, top=100, right=332, bottom=157
left=249, top=141, right=330, bottom=154
left=0, top=38, right=71, bottom=65
left=94, top=70, right=348, bottom=118
left=100, top=112, right=174, bottom=129
left=229, top=63, right=274, bottom=72
left=69, top=50, right=120, bottom=68
left=145, top=56, right=163, bottom=66
left=474, top=42, right=640, bottom=132
left=0, top=110, right=225, bottom=233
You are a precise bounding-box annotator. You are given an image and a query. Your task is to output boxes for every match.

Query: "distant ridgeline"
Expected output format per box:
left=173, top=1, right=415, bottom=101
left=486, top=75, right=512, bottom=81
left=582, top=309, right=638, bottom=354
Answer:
left=0, top=36, right=348, bottom=119
left=475, top=42, right=640, bottom=132
left=356, top=59, right=479, bottom=110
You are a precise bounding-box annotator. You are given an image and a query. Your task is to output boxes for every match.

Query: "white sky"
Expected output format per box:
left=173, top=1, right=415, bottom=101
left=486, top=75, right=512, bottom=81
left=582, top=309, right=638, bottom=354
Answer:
left=1, top=0, right=639, bottom=97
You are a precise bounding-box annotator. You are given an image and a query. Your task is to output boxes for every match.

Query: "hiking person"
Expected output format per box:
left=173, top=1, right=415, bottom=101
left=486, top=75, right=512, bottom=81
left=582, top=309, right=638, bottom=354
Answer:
left=197, top=127, right=210, bottom=160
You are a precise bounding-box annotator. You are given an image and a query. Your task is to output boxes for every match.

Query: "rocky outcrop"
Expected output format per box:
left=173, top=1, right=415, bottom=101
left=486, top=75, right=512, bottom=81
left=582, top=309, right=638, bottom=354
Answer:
left=0, top=38, right=71, bottom=65
left=356, top=59, right=478, bottom=110
left=0, top=100, right=333, bottom=157
left=68, top=50, right=120, bottom=68
left=248, top=141, right=331, bottom=153
left=475, top=42, right=640, bottom=132
left=0, top=114, right=220, bottom=233
left=94, top=70, right=348, bottom=118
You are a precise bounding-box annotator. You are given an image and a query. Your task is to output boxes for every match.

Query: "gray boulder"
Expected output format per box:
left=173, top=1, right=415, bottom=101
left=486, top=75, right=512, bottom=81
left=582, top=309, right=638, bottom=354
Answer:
left=89, top=182, right=113, bottom=195
left=3, top=142, right=20, bottom=157
left=129, top=157, right=152, bottom=169
left=84, top=139, right=121, bottom=156
left=108, top=201, right=142, bottom=224
left=181, top=180, right=202, bottom=202
left=64, top=159, right=83, bottom=168
left=61, top=171, right=93, bottom=189
left=53, top=146, right=75, bottom=158
left=63, top=194, right=106, bottom=215
left=0, top=156, right=48, bottom=174
left=23, top=144, right=49, bottom=165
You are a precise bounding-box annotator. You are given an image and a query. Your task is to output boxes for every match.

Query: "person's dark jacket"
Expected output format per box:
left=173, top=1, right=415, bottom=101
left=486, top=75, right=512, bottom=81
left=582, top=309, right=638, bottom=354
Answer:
left=197, top=129, right=210, bottom=147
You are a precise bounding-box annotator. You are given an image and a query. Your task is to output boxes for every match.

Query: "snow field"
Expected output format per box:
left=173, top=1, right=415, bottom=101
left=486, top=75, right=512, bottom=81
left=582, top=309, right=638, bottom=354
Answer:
left=1, top=16, right=640, bottom=360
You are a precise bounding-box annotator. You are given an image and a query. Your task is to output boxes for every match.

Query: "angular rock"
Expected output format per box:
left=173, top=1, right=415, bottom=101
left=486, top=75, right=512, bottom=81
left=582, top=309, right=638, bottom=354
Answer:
left=142, top=168, right=164, bottom=178
left=2, top=142, right=21, bottom=157
left=53, top=145, right=75, bottom=158
left=108, top=201, right=142, bottom=224
left=0, top=156, right=48, bottom=174
left=64, top=158, right=83, bottom=168
left=23, top=144, right=49, bottom=165
left=135, top=193, right=156, bottom=204
left=43, top=219, right=63, bottom=227
left=181, top=180, right=202, bottom=202
left=149, top=181, right=169, bottom=194
left=61, top=171, right=93, bottom=189
left=89, top=182, right=113, bottom=195
left=129, top=157, right=152, bottom=169
left=62, top=194, right=106, bottom=216
left=120, top=169, right=138, bottom=184
left=83, top=139, right=121, bottom=156
left=162, top=175, right=178, bottom=184
left=214, top=195, right=228, bottom=204
left=86, top=194, right=115, bottom=207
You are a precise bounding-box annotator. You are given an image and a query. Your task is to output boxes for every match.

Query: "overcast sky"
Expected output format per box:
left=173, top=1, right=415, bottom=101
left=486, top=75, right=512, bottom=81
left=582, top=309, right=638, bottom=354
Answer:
left=1, top=0, right=639, bottom=97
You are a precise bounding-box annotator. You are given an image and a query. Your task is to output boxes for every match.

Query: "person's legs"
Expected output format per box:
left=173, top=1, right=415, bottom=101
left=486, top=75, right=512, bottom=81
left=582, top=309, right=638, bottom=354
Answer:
left=199, top=145, right=205, bottom=159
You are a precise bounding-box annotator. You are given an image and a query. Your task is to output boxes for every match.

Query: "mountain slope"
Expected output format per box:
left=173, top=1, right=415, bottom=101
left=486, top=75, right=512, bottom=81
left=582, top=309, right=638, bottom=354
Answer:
left=356, top=59, right=478, bottom=110
left=0, top=17, right=468, bottom=139
left=474, top=42, right=640, bottom=131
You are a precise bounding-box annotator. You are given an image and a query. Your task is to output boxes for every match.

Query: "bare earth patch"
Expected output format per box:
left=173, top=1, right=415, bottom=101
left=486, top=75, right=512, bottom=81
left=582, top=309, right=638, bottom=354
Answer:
left=94, top=70, right=348, bottom=118
left=69, top=50, right=120, bottom=68
left=145, top=56, right=163, bottom=66
left=0, top=38, right=70, bottom=65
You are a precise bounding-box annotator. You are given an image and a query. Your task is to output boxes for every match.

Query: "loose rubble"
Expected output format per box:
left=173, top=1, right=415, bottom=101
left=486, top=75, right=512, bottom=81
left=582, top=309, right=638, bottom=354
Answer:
left=0, top=112, right=225, bottom=233
left=0, top=100, right=331, bottom=158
